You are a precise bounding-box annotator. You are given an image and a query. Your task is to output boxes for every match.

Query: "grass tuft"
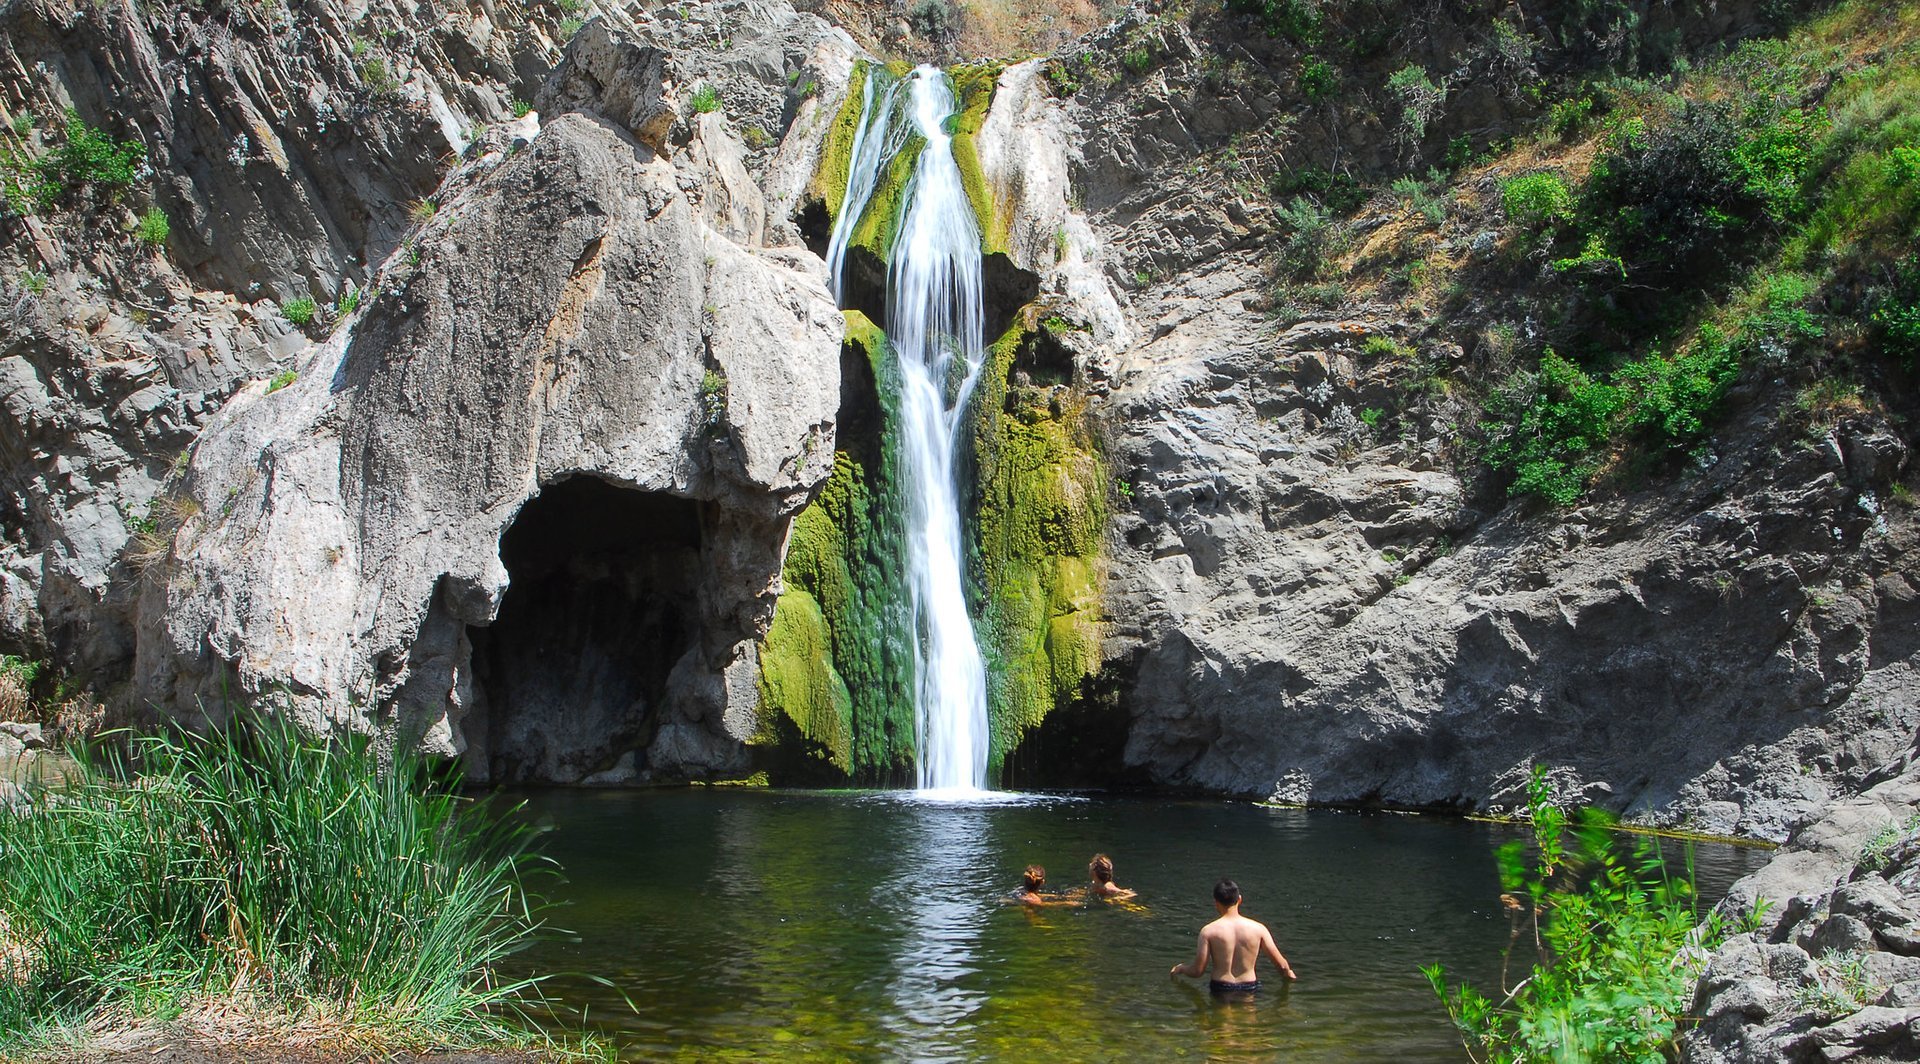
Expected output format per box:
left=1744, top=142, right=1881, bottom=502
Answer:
left=0, top=709, right=560, bottom=1056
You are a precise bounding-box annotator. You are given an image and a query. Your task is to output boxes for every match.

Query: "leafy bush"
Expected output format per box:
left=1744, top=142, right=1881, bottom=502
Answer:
left=1730, top=108, right=1824, bottom=224
left=135, top=206, right=169, bottom=247
left=1580, top=101, right=1752, bottom=282
left=279, top=297, right=316, bottom=328
left=2, top=111, right=146, bottom=212
left=1123, top=47, right=1154, bottom=75
left=1224, top=0, right=1321, bottom=44
left=1484, top=350, right=1624, bottom=506
left=1872, top=257, right=1920, bottom=364
left=1272, top=196, right=1341, bottom=280
left=690, top=83, right=722, bottom=115
left=1269, top=166, right=1364, bottom=214
left=1387, top=65, right=1447, bottom=147
left=1502, top=172, right=1573, bottom=227
left=1547, top=87, right=1606, bottom=140
left=268, top=369, right=298, bottom=392
left=1890, top=145, right=1920, bottom=186
left=1426, top=765, right=1728, bottom=1063
left=0, top=710, right=551, bottom=1050
left=1617, top=341, right=1740, bottom=447
left=700, top=367, right=728, bottom=429
left=1393, top=170, right=1448, bottom=226
left=1298, top=56, right=1335, bottom=100
left=907, top=0, right=951, bottom=39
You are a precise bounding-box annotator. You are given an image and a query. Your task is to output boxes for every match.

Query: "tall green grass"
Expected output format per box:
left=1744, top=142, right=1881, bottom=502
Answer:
left=0, top=711, right=553, bottom=1054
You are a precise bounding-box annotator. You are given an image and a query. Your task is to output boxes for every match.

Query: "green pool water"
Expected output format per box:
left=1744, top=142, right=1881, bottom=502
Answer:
left=502, top=790, right=1769, bottom=1062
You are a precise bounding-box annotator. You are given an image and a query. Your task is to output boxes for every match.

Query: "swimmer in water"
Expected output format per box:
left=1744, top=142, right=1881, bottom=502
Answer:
left=1013, top=864, right=1075, bottom=907
left=1088, top=853, right=1137, bottom=901
left=1169, top=878, right=1298, bottom=995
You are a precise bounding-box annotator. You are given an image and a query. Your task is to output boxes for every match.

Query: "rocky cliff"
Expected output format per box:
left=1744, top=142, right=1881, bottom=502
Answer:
left=2, top=0, right=1916, bottom=846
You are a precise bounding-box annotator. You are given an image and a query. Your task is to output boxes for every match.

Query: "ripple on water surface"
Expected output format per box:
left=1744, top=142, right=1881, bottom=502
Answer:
left=503, top=790, right=1770, bottom=1063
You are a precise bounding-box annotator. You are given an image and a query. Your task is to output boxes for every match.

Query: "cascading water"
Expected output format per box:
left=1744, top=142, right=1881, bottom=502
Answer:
left=828, top=65, right=993, bottom=794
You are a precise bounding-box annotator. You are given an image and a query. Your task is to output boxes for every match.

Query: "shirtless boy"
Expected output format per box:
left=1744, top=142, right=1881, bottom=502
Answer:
left=1169, top=879, right=1299, bottom=993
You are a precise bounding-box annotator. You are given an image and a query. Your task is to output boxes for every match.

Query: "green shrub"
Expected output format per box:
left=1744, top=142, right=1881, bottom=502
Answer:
left=690, top=83, right=722, bottom=115
left=1890, top=145, right=1920, bottom=186
left=1616, top=341, right=1740, bottom=447
left=335, top=284, right=363, bottom=318
left=1224, top=0, right=1321, bottom=44
left=1501, top=172, right=1572, bottom=227
left=1393, top=170, right=1448, bottom=226
left=1298, top=56, right=1335, bottom=101
left=700, top=367, right=727, bottom=429
left=907, top=0, right=951, bottom=39
left=135, top=206, right=169, bottom=247
left=279, top=297, right=316, bottom=328
left=511, top=98, right=533, bottom=119
left=0, top=654, right=42, bottom=688
left=1484, top=350, right=1624, bottom=506
left=1272, top=196, right=1341, bottom=280
left=1269, top=166, right=1364, bottom=214
left=1731, top=108, right=1824, bottom=224
left=1426, top=765, right=1728, bottom=1063
left=18, top=269, right=49, bottom=295
left=1387, top=65, right=1447, bottom=147
left=0, top=709, right=550, bottom=1050
left=557, top=16, right=584, bottom=37
left=1580, top=101, right=1750, bottom=282
left=1872, top=257, right=1920, bottom=364
left=2, top=110, right=146, bottom=212
left=1123, top=48, right=1154, bottom=75
left=1547, top=87, right=1605, bottom=141
left=267, top=369, right=298, bottom=392
left=358, top=56, right=403, bottom=98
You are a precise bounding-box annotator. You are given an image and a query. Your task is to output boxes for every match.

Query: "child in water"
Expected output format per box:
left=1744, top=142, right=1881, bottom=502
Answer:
left=1087, top=853, right=1137, bottom=901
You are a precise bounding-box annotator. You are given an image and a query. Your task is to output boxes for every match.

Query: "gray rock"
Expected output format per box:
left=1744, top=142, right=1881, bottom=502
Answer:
left=1810, top=914, right=1881, bottom=957
left=1835, top=878, right=1914, bottom=932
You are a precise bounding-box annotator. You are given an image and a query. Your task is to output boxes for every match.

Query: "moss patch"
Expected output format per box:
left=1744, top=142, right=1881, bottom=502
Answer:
left=809, top=60, right=873, bottom=222
left=967, top=311, right=1107, bottom=775
left=753, top=312, right=916, bottom=783
left=949, top=62, right=1011, bottom=256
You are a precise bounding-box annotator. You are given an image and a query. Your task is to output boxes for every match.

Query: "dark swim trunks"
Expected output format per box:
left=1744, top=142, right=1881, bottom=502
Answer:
left=1209, top=979, right=1260, bottom=995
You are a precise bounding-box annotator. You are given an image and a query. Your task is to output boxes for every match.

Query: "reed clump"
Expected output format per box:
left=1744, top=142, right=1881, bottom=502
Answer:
left=0, top=710, right=555, bottom=1057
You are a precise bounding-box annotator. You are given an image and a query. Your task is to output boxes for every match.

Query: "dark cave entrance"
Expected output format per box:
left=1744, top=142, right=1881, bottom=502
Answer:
left=468, top=476, right=704, bottom=783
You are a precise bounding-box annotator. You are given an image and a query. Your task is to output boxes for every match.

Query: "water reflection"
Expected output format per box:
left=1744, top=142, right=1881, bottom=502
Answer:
left=876, top=802, right=996, bottom=1061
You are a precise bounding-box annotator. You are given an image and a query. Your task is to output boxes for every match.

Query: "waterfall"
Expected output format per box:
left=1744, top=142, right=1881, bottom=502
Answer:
left=827, top=65, right=992, bottom=794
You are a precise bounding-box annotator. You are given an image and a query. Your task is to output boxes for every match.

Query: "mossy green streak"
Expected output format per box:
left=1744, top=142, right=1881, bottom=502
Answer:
left=753, top=312, right=915, bottom=782
left=968, top=314, right=1107, bottom=774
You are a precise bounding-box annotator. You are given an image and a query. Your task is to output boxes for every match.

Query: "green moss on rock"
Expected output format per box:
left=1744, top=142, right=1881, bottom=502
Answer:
left=949, top=62, right=1010, bottom=256
left=753, top=312, right=916, bottom=782
left=809, top=60, right=873, bottom=222
left=968, top=313, right=1107, bottom=774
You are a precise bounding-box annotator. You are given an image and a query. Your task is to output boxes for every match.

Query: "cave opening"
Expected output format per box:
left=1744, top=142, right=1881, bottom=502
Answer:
left=468, top=476, right=704, bottom=784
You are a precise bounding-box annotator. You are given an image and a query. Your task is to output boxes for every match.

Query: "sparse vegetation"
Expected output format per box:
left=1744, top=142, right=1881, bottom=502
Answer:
left=267, top=369, right=298, bottom=392
left=278, top=298, right=316, bottom=329
left=690, top=83, right=722, bottom=115
left=135, top=205, right=169, bottom=247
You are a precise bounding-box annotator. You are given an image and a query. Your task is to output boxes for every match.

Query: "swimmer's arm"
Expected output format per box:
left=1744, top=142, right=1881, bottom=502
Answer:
left=1108, top=887, right=1138, bottom=900
left=1261, top=928, right=1299, bottom=980
left=1171, top=933, right=1210, bottom=978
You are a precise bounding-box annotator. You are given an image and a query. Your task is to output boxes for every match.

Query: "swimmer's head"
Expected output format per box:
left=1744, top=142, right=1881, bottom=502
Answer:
left=1213, top=878, right=1241, bottom=907
left=1023, top=864, right=1046, bottom=891
left=1089, top=854, right=1114, bottom=883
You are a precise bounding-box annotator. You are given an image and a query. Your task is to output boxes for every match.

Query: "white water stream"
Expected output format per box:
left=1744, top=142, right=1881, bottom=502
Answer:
left=827, top=66, right=992, bottom=794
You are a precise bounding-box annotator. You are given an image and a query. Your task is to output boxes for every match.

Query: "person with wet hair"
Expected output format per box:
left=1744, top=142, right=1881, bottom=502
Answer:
left=1012, top=864, right=1074, bottom=908
left=1087, top=853, right=1137, bottom=901
left=1170, top=878, right=1298, bottom=995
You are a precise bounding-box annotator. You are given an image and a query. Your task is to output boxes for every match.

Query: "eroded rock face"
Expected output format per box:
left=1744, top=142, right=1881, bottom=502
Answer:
left=1680, top=766, right=1920, bottom=1062
left=134, top=100, right=843, bottom=782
